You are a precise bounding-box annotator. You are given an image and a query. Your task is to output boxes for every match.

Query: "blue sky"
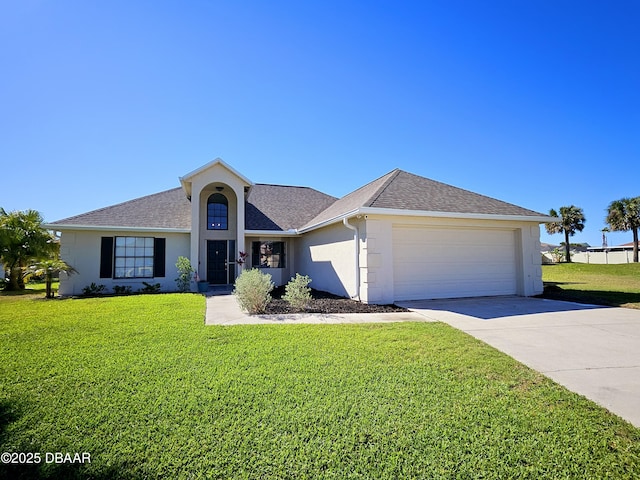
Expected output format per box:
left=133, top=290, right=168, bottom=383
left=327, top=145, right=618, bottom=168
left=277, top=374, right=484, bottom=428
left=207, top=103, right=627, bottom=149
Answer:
left=1, top=1, right=638, bottom=247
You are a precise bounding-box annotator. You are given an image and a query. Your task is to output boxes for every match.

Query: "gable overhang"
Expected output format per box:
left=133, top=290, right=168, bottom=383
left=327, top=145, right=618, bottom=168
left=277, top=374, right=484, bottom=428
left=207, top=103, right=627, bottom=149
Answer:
left=297, top=207, right=555, bottom=233
left=179, top=158, right=253, bottom=199
left=44, top=224, right=191, bottom=234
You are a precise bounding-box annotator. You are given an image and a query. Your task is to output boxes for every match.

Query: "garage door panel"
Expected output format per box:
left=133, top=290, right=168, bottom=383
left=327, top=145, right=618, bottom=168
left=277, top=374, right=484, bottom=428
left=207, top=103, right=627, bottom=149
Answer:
left=392, top=226, right=517, bottom=300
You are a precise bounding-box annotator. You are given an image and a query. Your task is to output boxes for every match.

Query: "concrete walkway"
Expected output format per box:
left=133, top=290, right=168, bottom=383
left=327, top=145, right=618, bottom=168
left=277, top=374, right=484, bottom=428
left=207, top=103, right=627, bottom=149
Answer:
left=204, top=291, right=429, bottom=325
left=398, top=296, right=640, bottom=428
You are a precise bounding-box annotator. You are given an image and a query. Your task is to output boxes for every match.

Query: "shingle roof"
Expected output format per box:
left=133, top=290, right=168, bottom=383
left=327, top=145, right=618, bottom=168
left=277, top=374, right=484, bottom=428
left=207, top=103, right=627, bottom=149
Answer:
left=370, top=170, right=544, bottom=216
left=49, top=168, right=545, bottom=232
left=49, top=188, right=192, bottom=230
left=245, top=184, right=336, bottom=230
left=48, top=184, right=337, bottom=232
left=302, top=169, right=545, bottom=229
left=300, top=170, right=398, bottom=228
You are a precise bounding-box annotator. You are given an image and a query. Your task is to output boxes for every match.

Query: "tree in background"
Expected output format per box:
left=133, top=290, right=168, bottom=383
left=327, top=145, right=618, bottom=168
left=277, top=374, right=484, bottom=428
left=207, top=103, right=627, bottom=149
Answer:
left=606, top=197, right=640, bottom=263
left=0, top=209, right=57, bottom=290
left=545, top=206, right=586, bottom=263
left=30, top=258, right=77, bottom=298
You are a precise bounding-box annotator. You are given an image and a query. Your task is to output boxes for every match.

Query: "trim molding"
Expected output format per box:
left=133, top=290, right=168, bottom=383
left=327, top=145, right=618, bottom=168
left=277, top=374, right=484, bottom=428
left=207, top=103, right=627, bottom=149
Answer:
left=299, top=207, right=555, bottom=232
left=44, top=224, right=191, bottom=234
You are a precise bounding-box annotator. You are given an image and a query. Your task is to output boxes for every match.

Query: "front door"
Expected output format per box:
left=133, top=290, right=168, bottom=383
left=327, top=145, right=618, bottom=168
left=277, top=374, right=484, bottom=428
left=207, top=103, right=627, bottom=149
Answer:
left=207, top=240, right=228, bottom=284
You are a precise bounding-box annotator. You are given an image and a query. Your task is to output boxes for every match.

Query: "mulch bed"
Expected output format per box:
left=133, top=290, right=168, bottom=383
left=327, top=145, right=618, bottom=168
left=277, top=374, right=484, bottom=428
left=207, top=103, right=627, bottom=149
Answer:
left=264, top=287, right=408, bottom=315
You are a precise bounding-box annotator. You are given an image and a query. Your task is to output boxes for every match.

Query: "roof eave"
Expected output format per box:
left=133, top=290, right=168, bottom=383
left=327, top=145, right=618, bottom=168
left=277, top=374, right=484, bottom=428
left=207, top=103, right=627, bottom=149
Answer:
left=179, top=177, right=192, bottom=200
left=244, top=229, right=300, bottom=237
left=44, top=224, right=191, bottom=234
left=297, top=209, right=361, bottom=233
left=359, top=207, right=556, bottom=223
left=298, top=207, right=555, bottom=233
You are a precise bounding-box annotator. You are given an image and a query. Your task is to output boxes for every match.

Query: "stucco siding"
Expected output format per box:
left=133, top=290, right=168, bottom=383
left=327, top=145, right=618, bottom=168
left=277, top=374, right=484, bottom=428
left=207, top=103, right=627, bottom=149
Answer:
left=294, top=222, right=359, bottom=298
left=58, top=230, right=190, bottom=295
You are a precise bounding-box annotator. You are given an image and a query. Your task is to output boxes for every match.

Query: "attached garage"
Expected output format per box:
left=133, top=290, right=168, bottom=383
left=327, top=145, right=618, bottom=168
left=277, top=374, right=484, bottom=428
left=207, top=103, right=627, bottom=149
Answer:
left=392, top=225, right=518, bottom=300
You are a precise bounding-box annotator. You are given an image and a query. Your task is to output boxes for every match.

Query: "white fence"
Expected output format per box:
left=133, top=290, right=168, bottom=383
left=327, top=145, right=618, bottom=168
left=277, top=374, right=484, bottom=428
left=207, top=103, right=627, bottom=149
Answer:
left=571, top=250, right=634, bottom=264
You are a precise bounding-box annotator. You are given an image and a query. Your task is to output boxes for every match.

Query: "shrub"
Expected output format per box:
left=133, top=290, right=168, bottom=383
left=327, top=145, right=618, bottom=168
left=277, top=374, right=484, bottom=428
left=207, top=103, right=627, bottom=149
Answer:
left=139, top=282, right=161, bottom=294
left=175, top=256, right=195, bottom=292
left=283, top=273, right=312, bottom=311
left=82, top=283, right=105, bottom=296
left=233, top=269, right=274, bottom=314
left=113, top=285, right=132, bottom=295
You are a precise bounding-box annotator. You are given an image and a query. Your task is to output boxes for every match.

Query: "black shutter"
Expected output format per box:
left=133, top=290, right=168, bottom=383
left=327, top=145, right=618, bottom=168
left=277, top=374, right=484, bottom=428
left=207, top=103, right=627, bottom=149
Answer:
left=100, top=237, right=114, bottom=278
left=153, top=238, right=166, bottom=277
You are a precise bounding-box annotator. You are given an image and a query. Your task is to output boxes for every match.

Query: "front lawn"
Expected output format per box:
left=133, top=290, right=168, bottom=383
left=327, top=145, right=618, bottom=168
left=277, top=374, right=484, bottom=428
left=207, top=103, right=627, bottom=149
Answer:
left=542, top=263, right=640, bottom=309
left=1, top=294, right=638, bottom=479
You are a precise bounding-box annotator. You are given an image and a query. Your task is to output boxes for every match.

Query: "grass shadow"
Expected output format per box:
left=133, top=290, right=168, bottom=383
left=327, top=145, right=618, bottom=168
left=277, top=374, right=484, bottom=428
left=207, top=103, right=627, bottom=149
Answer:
left=0, top=399, right=136, bottom=480
left=542, top=284, right=640, bottom=309
left=0, top=288, right=46, bottom=297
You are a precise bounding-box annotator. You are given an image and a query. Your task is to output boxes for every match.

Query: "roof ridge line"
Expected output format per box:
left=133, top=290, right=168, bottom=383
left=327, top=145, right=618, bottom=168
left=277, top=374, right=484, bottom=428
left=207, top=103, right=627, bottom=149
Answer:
left=364, top=169, right=402, bottom=207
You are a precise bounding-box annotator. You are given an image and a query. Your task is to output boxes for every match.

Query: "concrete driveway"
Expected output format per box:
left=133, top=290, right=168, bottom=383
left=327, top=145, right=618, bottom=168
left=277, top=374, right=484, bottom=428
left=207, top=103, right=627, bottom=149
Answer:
left=397, top=296, right=640, bottom=428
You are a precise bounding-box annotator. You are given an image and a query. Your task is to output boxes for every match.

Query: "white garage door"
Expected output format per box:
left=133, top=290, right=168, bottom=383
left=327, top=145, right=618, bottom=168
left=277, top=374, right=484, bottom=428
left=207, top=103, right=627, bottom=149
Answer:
left=392, top=226, right=518, bottom=300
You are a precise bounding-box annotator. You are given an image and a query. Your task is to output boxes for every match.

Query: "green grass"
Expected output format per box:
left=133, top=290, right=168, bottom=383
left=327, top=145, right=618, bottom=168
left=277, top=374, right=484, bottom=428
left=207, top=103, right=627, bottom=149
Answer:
left=542, top=263, right=640, bottom=308
left=1, top=294, right=639, bottom=479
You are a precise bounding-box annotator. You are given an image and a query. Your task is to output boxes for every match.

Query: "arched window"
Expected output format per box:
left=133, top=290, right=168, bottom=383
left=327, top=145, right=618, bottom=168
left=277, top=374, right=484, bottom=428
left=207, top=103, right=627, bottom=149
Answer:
left=207, top=193, right=228, bottom=230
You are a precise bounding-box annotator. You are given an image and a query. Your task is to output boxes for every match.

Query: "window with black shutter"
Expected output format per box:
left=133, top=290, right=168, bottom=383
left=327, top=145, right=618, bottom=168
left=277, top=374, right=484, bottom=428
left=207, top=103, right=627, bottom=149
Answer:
left=100, top=237, right=114, bottom=278
left=153, top=238, right=166, bottom=277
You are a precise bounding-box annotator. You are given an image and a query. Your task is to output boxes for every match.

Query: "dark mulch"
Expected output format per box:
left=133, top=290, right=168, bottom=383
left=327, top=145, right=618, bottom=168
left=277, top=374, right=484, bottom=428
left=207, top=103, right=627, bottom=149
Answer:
left=265, top=287, right=408, bottom=315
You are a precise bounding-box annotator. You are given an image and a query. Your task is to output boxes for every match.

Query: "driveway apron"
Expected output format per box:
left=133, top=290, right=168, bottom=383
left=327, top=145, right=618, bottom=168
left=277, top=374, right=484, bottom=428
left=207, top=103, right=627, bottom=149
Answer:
left=398, top=296, right=640, bottom=428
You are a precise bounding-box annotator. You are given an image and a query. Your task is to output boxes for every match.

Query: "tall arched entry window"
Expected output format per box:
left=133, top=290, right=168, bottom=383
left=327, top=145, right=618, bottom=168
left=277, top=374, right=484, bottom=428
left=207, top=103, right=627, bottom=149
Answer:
left=207, top=193, right=228, bottom=230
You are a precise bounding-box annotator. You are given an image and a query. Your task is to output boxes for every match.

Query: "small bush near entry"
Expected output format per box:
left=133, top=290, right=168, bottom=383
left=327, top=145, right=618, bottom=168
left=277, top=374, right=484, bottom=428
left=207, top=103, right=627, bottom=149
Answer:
left=283, top=273, right=312, bottom=311
left=233, top=269, right=274, bottom=314
left=175, top=256, right=195, bottom=292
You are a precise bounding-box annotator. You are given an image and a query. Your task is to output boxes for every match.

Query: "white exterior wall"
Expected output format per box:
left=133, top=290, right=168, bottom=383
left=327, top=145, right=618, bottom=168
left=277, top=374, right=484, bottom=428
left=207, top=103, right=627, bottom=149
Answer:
left=58, top=229, right=190, bottom=296
left=520, top=223, right=544, bottom=296
left=360, top=218, right=393, bottom=304
left=295, top=221, right=360, bottom=298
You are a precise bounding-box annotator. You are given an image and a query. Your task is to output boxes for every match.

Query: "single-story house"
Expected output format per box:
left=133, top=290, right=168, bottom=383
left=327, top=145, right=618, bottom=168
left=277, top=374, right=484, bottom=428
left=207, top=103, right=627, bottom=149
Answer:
left=46, top=159, right=552, bottom=303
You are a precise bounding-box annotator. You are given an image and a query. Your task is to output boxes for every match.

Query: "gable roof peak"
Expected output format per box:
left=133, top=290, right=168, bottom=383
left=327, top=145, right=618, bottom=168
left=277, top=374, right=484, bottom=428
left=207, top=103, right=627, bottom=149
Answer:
left=179, top=157, right=252, bottom=184
left=179, top=158, right=253, bottom=199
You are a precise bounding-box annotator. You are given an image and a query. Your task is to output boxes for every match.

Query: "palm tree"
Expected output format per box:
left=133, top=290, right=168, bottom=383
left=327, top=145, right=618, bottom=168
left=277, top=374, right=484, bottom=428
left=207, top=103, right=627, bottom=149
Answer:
left=0, top=209, right=57, bottom=290
left=545, top=206, right=586, bottom=263
left=30, top=258, right=77, bottom=298
left=606, top=197, right=640, bottom=263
